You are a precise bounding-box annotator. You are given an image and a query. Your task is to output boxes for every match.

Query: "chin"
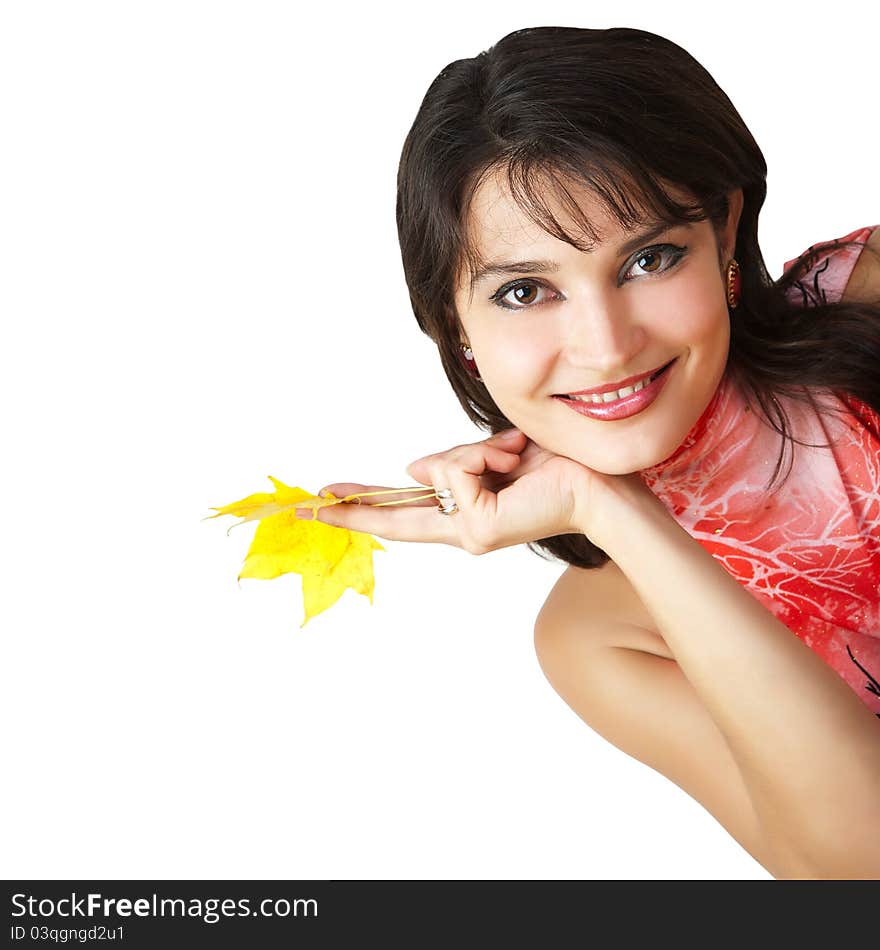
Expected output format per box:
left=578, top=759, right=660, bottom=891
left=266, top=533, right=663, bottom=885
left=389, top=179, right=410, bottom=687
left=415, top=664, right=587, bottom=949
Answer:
left=555, top=448, right=644, bottom=477
left=572, top=440, right=678, bottom=475
left=586, top=458, right=652, bottom=477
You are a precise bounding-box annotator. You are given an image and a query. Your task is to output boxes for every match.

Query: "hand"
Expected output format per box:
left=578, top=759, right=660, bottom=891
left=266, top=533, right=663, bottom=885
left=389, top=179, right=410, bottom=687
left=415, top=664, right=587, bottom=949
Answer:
left=309, top=428, right=611, bottom=555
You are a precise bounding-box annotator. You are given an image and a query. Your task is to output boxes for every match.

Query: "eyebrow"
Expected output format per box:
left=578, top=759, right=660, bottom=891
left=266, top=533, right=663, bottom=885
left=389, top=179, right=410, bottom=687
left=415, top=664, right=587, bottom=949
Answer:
left=469, top=221, right=684, bottom=293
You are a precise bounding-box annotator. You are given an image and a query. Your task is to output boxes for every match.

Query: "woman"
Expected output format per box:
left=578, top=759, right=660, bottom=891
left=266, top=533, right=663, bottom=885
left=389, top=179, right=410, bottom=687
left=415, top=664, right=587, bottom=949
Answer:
left=306, top=27, right=880, bottom=879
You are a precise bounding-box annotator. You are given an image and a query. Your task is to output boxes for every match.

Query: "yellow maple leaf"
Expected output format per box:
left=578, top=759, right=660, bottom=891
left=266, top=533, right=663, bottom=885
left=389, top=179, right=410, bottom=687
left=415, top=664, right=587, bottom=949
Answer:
left=206, top=476, right=385, bottom=627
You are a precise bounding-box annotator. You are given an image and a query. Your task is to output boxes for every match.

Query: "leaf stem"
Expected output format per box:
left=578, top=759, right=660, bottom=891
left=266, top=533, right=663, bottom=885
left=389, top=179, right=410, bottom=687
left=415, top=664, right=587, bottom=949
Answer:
left=369, top=493, right=438, bottom=506
left=340, top=486, right=437, bottom=505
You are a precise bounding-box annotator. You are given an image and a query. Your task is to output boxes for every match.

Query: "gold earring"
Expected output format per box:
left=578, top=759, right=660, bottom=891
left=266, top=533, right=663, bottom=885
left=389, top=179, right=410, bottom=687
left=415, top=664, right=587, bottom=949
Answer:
left=726, top=258, right=741, bottom=309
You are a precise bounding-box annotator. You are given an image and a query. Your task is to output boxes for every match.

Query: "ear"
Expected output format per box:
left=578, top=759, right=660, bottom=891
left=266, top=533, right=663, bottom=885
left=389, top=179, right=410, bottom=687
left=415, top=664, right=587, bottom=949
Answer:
left=722, top=187, right=745, bottom=260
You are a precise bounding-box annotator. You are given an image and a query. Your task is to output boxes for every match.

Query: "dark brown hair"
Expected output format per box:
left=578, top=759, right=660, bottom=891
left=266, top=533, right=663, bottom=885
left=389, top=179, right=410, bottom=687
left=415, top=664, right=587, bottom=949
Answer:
left=395, top=26, right=880, bottom=569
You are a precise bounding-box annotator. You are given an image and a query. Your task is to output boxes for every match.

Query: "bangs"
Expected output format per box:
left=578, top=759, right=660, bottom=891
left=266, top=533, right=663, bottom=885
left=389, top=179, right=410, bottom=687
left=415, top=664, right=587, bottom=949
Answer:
left=456, top=149, right=709, bottom=306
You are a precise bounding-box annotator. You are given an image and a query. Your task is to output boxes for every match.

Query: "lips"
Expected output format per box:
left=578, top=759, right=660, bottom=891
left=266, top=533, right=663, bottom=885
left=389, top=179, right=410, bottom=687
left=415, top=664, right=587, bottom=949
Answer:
left=558, top=359, right=675, bottom=398
left=552, top=357, right=677, bottom=421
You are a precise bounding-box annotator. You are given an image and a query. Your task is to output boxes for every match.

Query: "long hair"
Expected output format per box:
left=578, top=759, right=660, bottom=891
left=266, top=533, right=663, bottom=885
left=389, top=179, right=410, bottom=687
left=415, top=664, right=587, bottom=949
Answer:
left=395, top=26, right=880, bottom=569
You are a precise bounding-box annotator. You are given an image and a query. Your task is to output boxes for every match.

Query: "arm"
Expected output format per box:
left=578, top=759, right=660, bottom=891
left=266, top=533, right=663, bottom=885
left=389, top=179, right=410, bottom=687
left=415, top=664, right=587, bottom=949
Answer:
left=580, top=476, right=880, bottom=879
left=316, top=429, right=880, bottom=876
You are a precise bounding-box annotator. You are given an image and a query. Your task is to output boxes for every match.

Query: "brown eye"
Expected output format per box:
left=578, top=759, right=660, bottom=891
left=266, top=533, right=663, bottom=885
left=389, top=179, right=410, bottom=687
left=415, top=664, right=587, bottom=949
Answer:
left=491, top=279, right=556, bottom=311
left=511, top=284, right=538, bottom=304
left=623, top=244, right=688, bottom=283
left=636, top=251, right=662, bottom=272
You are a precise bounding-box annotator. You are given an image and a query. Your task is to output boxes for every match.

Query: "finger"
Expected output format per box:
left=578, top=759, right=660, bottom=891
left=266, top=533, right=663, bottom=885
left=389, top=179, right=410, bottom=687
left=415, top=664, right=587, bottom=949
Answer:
left=425, top=456, right=493, bottom=554
left=488, top=427, right=527, bottom=445
left=317, top=482, right=437, bottom=507
left=309, top=492, right=459, bottom=545
left=428, top=450, right=489, bottom=515
left=426, top=440, right=518, bottom=530
left=406, top=439, right=523, bottom=485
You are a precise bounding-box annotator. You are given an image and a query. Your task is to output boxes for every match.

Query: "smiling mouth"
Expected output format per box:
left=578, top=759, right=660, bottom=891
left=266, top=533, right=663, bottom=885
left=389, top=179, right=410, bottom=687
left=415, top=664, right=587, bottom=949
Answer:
left=556, top=359, right=676, bottom=402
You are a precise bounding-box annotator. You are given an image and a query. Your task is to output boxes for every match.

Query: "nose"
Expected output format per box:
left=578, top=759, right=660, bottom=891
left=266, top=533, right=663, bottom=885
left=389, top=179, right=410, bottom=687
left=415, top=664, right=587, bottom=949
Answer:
left=559, top=286, right=647, bottom=374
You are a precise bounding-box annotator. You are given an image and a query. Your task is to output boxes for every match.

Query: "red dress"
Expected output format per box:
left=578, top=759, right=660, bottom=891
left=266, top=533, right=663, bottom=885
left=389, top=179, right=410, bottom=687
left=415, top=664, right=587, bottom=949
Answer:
left=639, top=226, right=880, bottom=718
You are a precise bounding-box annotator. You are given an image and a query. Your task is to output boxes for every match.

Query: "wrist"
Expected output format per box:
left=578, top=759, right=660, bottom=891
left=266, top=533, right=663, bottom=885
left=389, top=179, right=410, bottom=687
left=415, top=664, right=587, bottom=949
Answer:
left=575, top=471, right=667, bottom=554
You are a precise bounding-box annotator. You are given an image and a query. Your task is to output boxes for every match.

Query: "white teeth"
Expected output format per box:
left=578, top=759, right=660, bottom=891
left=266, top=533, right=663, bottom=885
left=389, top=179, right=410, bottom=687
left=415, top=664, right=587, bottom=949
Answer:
left=568, top=376, right=650, bottom=403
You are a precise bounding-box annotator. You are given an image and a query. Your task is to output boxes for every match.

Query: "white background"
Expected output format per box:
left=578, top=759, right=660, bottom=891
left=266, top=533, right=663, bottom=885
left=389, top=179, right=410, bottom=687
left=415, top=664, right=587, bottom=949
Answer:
left=2, top=0, right=876, bottom=881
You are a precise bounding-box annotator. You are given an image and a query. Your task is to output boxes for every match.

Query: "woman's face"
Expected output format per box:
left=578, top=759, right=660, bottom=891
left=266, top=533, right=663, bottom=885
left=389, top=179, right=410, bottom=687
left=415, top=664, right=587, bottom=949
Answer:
left=453, top=173, right=743, bottom=474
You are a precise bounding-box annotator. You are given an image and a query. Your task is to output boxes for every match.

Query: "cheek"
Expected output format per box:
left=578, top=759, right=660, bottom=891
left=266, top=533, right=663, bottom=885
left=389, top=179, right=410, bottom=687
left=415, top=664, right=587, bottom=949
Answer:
left=655, top=278, right=726, bottom=346
left=477, top=330, right=552, bottom=386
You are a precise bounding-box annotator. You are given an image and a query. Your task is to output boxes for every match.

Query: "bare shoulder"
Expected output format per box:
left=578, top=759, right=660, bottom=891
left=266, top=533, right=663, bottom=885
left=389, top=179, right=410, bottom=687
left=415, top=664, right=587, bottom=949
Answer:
left=533, top=558, right=781, bottom=877
left=534, top=558, right=674, bottom=659
left=841, top=226, right=880, bottom=304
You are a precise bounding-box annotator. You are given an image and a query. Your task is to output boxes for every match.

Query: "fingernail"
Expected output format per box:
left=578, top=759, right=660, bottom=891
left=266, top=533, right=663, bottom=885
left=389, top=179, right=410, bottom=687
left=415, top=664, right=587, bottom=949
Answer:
left=295, top=509, right=312, bottom=519
left=497, top=428, right=521, bottom=439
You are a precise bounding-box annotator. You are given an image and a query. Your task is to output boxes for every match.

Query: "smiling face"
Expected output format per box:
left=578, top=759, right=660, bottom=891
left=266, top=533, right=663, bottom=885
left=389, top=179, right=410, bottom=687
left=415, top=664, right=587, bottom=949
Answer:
left=453, top=170, right=743, bottom=474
